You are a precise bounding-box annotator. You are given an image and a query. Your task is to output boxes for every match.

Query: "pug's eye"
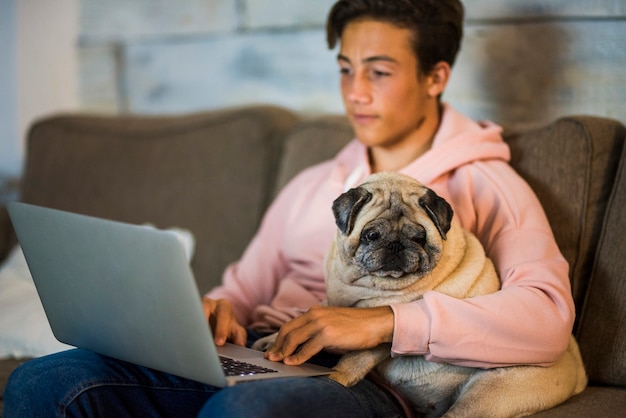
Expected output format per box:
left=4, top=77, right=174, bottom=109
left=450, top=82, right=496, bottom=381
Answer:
left=363, top=230, right=381, bottom=242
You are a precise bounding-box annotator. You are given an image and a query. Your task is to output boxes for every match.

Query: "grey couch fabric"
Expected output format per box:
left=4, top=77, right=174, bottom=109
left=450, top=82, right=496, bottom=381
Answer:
left=17, top=106, right=299, bottom=293
left=1, top=105, right=624, bottom=416
left=577, top=143, right=626, bottom=387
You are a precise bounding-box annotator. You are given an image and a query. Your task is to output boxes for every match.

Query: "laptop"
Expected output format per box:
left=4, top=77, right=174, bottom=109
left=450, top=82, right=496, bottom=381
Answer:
left=7, top=201, right=332, bottom=387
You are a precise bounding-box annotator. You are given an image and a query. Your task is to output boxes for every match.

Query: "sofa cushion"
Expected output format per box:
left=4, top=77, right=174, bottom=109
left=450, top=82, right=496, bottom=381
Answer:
left=20, top=106, right=299, bottom=293
left=576, top=143, right=626, bottom=386
left=504, top=117, right=626, bottom=319
left=529, top=386, right=626, bottom=417
left=273, top=115, right=354, bottom=194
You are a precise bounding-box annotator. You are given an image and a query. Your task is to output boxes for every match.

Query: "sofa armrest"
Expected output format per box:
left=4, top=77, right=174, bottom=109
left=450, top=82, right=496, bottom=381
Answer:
left=577, top=142, right=626, bottom=387
left=0, top=205, right=17, bottom=263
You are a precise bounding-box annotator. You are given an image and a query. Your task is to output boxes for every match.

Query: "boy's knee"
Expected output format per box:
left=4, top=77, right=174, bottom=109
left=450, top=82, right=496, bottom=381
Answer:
left=3, top=350, right=102, bottom=416
left=4, top=358, right=56, bottom=415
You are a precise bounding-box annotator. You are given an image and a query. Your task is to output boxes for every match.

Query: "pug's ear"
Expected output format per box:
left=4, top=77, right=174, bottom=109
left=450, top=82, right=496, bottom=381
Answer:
left=332, top=187, right=372, bottom=235
left=419, top=189, right=453, bottom=240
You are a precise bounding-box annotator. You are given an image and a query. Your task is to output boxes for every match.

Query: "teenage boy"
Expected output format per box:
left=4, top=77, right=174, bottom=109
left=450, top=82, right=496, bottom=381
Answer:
left=4, top=1, right=574, bottom=417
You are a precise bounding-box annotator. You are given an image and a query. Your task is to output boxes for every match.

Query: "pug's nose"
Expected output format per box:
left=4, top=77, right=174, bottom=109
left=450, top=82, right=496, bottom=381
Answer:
left=387, top=241, right=404, bottom=255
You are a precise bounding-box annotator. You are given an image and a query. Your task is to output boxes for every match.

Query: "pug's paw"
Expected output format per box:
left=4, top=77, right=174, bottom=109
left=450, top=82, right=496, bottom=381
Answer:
left=251, top=333, right=277, bottom=352
left=329, top=370, right=361, bottom=387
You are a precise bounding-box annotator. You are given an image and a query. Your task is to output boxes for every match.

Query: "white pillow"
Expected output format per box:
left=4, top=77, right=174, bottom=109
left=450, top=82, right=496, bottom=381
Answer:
left=0, top=245, right=72, bottom=358
left=0, top=226, right=196, bottom=359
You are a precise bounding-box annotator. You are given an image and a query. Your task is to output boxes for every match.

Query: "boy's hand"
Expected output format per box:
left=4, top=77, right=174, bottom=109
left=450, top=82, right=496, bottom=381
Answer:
left=202, top=297, right=247, bottom=347
left=265, top=305, right=394, bottom=365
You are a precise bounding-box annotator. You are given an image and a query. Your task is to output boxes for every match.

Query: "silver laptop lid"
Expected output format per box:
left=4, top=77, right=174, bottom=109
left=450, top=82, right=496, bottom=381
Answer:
left=7, top=201, right=228, bottom=386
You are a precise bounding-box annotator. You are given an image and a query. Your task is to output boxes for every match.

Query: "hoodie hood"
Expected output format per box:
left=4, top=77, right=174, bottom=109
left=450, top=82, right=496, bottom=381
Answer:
left=333, top=103, right=510, bottom=190
left=403, top=103, right=509, bottom=185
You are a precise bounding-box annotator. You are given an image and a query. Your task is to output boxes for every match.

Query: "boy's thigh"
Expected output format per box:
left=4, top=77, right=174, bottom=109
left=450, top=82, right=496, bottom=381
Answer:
left=199, top=375, right=402, bottom=418
left=4, top=348, right=217, bottom=417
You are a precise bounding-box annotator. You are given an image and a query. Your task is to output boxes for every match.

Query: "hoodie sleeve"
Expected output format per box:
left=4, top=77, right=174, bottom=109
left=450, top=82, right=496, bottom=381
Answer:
left=390, top=160, right=575, bottom=368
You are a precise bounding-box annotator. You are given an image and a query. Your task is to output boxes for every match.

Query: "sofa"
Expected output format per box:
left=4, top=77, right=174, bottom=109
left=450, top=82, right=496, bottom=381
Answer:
left=0, top=105, right=625, bottom=416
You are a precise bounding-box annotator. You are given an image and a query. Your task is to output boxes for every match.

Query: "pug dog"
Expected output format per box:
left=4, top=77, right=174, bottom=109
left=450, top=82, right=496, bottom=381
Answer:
left=324, top=172, right=587, bottom=417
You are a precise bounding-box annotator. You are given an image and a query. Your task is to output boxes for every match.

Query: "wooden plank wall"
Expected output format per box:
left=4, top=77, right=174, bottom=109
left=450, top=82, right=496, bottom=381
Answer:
left=451, top=1, right=626, bottom=127
left=79, top=0, right=626, bottom=128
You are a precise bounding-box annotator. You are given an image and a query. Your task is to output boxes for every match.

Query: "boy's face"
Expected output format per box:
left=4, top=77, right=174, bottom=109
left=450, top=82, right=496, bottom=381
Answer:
left=338, top=19, right=440, bottom=153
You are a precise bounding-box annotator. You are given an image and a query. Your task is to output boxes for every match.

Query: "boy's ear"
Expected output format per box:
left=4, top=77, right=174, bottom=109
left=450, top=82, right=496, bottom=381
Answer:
left=427, top=61, right=451, bottom=98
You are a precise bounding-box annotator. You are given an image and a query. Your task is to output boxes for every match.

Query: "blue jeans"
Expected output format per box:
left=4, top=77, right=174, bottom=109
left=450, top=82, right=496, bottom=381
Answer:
left=3, top=349, right=403, bottom=417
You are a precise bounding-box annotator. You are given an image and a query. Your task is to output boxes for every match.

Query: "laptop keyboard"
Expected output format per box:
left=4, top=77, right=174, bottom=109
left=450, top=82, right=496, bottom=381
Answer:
left=219, top=356, right=279, bottom=377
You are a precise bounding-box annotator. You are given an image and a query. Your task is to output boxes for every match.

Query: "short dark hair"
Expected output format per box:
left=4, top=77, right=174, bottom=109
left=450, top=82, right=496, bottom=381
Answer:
left=326, top=0, right=464, bottom=74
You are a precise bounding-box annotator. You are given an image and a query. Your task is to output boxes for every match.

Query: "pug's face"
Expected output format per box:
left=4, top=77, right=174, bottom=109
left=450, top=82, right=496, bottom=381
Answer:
left=332, top=173, right=453, bottom=279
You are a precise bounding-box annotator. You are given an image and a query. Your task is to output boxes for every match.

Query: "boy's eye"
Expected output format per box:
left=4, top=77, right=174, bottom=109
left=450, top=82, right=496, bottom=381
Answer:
left=339, top=67, right=352, bottom=75
left=372, top=70, right=391, bottom=77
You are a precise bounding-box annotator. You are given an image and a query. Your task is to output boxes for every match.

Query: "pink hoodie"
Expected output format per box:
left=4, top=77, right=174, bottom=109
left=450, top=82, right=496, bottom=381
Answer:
left=207, top=103, right=574, bottom=368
